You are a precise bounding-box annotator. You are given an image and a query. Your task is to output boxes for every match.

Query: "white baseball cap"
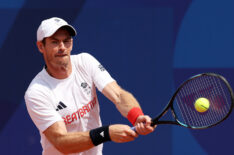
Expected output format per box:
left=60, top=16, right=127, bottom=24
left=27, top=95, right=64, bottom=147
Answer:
left=37, top=17, right=77, bottom=41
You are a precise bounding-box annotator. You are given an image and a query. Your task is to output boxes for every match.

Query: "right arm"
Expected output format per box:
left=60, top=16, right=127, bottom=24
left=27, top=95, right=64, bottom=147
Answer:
left=25, top=89, right=138, bottom=154
left=43, top=121, right=138, bottom=154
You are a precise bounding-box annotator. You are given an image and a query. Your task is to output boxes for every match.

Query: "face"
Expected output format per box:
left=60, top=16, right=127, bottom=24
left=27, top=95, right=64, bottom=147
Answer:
left=37, top=28, right=73, bottom=76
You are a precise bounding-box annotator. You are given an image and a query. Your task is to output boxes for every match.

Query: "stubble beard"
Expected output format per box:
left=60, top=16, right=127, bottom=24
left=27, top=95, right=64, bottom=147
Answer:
left=55, top=56, right=71, bottom=72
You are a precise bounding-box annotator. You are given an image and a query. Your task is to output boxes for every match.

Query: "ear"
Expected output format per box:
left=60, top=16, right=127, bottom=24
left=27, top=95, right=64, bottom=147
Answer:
left=36, top=41, right=45, bottom=54
left=71, top=38, right=73, bottom=50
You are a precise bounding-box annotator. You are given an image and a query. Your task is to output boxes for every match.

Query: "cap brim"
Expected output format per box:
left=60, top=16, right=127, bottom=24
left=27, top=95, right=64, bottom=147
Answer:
left=60, top=25, right=77, bottom=37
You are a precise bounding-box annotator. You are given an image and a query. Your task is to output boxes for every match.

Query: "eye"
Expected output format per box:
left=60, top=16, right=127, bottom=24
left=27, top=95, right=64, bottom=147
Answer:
left=65, top=39, right=71, bottom=43
left=51, top=40, right=58, bottom=44
left=64, top=40, right=72, bottom=44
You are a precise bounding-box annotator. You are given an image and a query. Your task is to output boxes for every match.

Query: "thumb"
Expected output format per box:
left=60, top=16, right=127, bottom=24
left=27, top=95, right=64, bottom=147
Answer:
left=144, top=116, right=152, bottom=125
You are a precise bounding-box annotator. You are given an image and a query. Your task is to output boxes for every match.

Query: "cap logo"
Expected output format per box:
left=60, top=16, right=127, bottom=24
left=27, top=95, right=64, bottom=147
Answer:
left=53, top=18, right=64, bottom=26
left=54, top=18, right=60, bottom=22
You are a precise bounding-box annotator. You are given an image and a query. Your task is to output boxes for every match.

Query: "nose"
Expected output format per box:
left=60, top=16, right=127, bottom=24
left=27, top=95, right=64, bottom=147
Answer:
left=58, top=41, right=66, bottom=51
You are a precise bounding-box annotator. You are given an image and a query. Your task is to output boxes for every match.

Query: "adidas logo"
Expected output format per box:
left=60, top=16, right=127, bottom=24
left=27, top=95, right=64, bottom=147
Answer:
left=100, top=131, right=104, bottom=137
left=56, top=101, right=67, bottom=111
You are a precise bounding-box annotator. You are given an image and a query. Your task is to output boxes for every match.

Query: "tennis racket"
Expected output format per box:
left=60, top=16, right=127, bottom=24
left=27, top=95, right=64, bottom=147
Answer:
left=132, top=73, right=234, bottom=130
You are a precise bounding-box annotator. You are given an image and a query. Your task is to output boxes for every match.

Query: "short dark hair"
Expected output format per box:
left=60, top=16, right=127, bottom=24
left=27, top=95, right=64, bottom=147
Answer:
left=60, top=26, right=74, bottom=37
left=41, top=38, right=46, bottom=45
left=40, top=27, right=73, bottom=45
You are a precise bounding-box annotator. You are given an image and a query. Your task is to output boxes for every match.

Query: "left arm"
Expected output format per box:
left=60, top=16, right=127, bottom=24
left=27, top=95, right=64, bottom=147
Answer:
left=80, top=53, right=155, bottom=135
left=102, top=81, right=140, bottom=117
left=102, top=81, right=155, bottom=135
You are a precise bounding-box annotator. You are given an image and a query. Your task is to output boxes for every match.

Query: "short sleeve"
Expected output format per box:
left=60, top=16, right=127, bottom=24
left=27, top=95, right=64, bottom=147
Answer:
left=25, top=89, right=63, bottom=132
left=78, top=53, right=115, bottom=92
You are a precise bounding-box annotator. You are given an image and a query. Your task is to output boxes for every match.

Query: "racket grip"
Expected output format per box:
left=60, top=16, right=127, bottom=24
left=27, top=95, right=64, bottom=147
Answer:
left=131, top=126, right=136, bottom=132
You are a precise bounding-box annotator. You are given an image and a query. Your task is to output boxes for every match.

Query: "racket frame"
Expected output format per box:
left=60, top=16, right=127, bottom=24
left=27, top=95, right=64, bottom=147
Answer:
left=151, top=73, right=234, bottom=129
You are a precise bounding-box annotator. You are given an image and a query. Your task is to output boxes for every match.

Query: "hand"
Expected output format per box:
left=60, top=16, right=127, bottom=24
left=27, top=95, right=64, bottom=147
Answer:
left=109, top=124, right=138, bottom=143
left=134, top=115, right=156, bottom=135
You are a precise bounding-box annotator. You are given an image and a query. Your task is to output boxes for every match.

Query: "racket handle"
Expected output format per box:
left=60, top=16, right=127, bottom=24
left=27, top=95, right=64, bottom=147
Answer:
left=131, top=119, right=156, bottom=132
left=131, top=121, right=154, bottom=132
left=131, top=126, right=136, bottom=132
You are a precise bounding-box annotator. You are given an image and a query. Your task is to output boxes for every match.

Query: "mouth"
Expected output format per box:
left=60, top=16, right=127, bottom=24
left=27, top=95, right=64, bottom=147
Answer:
left=55, top=54, right=68, bottom=57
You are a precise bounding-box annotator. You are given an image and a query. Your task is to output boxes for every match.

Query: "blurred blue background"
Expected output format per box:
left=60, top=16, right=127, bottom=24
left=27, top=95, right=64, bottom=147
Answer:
left=0, top=0, right=234, bottom=154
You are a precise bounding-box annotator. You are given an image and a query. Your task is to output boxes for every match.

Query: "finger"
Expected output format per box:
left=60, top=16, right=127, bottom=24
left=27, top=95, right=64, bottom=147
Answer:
left=122, top=136, right=137, bottom=142
left=140, top=122, right=145, bottom=130
left=141, top=123, right=151, bottom=133
left=122, top=134, right=135, bottom=142
left=135, top=123, right=141, bottom=134
left=136, top=122, right=145, bottom=134
left=128, top=134, right=138, bottom=141
left=145, top=125, right=154, bottom=132
left=127, top=128, right=138, bottom=137
left=137, top=122, right=155, bottom=135
left=118, top=135, right=135, bottom=143
left=144, top=116, right=152, bottom=125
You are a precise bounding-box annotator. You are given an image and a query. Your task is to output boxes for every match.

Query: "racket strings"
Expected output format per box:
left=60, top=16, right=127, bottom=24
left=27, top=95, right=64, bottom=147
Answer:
left=176, top=83, right=197, bottom=126
left=197, top=76, right=223, bottom=126
left=190, top=79, right=207, bottom=126
left=197, top=76, right=230, bottom=126
left=199, top=76, right=230, bottom=126
left=194, top=76, right=217, bottom=126
left=207, top=77, right=229, bottom=121
left=174, top=75, right=232, bottom=128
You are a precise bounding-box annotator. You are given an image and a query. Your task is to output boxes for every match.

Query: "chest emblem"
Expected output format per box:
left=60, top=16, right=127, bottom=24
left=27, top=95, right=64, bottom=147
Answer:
left=81, top=82, right=91, bottom=95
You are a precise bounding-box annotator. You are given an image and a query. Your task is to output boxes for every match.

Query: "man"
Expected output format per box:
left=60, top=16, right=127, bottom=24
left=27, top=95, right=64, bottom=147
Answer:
left=25, top=17, right=155, bottom=155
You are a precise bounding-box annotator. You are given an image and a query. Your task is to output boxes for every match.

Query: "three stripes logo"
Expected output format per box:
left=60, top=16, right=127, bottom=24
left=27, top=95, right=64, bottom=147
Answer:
left=56, top=101, right=67, bottom=111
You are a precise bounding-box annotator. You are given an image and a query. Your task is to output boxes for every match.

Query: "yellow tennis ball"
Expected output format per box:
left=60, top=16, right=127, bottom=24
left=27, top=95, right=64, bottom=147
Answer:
left=194, top=97, right=210, bottom=113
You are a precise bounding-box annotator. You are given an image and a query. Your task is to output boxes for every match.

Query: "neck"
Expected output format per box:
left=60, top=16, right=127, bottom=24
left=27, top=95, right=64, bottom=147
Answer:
left=46, top=62, right=72, bottom=79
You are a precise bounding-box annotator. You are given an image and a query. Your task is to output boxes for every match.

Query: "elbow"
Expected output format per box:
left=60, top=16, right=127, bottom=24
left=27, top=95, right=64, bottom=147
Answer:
left=54, top=142, right=70, bottom=154
left=56, top=144, right=81, bottom=154
left=114, top=89, right=132, bottom=105
left=52, top=138, right=75, bottom=154
left=55, top=143, right=88, bottom=154
left=114, top=89, right=124, bottom=105
left=53, top=138, right=86, bottom=154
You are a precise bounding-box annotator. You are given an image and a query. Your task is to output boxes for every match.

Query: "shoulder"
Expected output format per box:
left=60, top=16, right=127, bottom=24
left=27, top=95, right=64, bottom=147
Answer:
left=71, top=52, right=95, bottom=62
left=25, top=70, right=51, bottom=101
left=71, top=52, right=98, bottom=68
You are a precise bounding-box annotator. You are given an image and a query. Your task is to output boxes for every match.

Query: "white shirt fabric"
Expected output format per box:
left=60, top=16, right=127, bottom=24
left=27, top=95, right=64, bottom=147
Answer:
left=25, top=53, right=115, bottom=155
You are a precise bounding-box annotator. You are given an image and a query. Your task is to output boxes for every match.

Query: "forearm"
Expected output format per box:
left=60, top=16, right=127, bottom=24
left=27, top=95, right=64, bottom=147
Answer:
left=45, top=122, right=138, bottom=154
left=116, top=89, right=141, bottom=117
left=102, top=82, right=141, bottom=117
left=102, top=81, right=144, bottom=125
left=55, top=131, right=93, bottom=154
left=44, top=121, right=94, bottom=154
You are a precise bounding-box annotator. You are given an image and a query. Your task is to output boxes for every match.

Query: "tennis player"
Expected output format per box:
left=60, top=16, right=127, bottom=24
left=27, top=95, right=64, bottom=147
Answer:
left=25, top=17, right=155, bottom=155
